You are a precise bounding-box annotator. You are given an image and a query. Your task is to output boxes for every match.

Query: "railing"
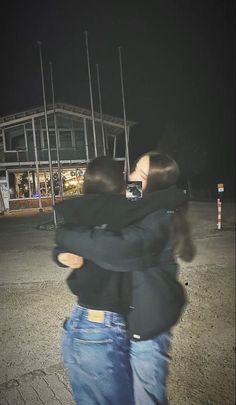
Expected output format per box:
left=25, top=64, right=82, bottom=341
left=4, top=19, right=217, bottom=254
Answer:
left=3, top=148, right=87, bottom=163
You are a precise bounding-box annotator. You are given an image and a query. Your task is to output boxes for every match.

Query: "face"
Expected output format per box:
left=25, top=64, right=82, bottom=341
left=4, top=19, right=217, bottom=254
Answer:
left=129, top=154, right=150, bottom=191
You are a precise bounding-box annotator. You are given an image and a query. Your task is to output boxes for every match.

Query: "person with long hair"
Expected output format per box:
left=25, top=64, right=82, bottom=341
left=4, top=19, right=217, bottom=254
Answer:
left=54, top=153, right=195, bottom=405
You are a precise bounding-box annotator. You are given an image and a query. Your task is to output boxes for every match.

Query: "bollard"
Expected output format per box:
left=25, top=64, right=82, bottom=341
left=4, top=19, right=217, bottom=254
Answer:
left=217, top=198, right=222, bottom=230
left=217, top=183, right=224, bottom=230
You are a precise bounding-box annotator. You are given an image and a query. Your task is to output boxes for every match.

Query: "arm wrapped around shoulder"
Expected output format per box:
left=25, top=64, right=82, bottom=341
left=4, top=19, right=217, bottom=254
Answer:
left=55, top=223, right=147, bottom=272
left=55, top=210, right=170, bottom=272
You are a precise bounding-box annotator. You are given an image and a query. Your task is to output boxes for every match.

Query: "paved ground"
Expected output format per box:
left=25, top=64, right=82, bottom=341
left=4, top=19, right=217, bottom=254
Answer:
left=0, top=209, right=75, bottom=404
left=0, top=365, right=74, bottom=405
left=0, top=202, right=235, bottom=404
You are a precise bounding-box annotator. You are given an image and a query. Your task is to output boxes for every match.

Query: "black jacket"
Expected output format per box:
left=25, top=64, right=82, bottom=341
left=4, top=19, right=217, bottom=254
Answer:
left=55, top=186, right=185, bottom=231
left=54, top=187, right=187, bottom=340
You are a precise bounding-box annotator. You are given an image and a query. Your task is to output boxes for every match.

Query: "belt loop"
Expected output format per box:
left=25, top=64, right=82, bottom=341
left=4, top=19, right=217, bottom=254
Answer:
left=105, top=311, right=111, bottom=327
left=104, top=311, right=108, bottom=326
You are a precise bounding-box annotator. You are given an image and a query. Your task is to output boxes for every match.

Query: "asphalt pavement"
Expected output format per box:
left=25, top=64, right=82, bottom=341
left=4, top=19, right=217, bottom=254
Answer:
left=0, top=204, right=235, bottom=405
left=0, top=209, right=75, bottom=404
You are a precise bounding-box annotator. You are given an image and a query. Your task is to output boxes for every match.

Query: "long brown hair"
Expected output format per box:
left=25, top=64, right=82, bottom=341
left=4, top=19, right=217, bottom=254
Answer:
left=140, top=151, right=196, bottom=262
left=145, top=152, right=180, bottom=192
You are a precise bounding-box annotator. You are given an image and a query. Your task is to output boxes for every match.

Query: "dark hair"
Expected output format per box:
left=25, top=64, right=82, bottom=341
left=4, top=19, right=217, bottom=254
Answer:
left=146, top=152, right=180, bottom=192
left=83, top=156, right=125, bottom=194
left=137, top=151, right=195, bottom=262
left=173, top=205, right=196, bottom=262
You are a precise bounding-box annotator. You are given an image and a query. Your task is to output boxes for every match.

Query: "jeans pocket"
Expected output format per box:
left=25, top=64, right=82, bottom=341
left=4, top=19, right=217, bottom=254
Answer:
left=72, top=329, right=114, bottom=378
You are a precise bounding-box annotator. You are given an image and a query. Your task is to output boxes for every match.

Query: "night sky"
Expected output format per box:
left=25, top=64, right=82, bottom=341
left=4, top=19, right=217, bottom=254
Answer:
left=1, top=0, right=235, bottom=196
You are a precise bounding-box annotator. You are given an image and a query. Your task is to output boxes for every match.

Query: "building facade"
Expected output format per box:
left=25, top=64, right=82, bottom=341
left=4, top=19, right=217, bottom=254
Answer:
left=0, top=103, right=134, bottom=211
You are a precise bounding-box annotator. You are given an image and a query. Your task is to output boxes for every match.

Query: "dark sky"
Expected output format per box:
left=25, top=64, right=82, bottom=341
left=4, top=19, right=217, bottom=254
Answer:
left=0, top=0, right=235, bottom=193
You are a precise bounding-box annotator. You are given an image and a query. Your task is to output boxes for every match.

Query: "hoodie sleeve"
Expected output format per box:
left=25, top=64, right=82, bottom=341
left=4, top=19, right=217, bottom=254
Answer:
left=52, top=245, right=70, bottom=268
left=111, top=186, right=186, bottom=229
left=55, top=210, right=169, bottom=272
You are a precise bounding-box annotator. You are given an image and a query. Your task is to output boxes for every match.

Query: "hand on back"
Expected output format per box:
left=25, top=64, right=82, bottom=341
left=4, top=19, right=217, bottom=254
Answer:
left=58, top=252, right=84, bottom=269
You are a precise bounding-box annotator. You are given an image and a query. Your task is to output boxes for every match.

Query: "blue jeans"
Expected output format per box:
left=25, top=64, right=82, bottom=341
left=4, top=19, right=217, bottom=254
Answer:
left=61, top=304, right=134, bottom=405
left=130, top=333, right=171, bottom=405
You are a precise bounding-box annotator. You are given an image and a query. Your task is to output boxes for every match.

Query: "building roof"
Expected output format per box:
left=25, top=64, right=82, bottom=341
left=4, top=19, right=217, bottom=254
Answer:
left=0, top=103, right=136, bottom=134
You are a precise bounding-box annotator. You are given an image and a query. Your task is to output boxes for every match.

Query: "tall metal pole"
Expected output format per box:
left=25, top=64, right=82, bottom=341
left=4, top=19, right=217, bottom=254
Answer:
left=96, top=64, right=106, bottom=155
left=83, top=117, right=89, bottom=161
left=37, top=41, right=57, bottom=226
left=84, top=30, right=97, bottom=157
left=113, top=136, right=117, bottom=158
left=32, top=117, right=42, bottom=211
left=118, top=46, right=130, bottom=177
left=49, top=61, right=63, bottom=200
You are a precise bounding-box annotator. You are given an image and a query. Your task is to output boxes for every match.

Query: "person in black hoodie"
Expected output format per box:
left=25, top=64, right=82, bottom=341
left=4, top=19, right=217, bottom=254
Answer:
left=54, top=154, right=195, bottom=405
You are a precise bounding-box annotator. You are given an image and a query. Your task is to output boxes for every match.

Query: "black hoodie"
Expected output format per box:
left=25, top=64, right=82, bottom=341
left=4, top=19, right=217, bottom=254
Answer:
left=53, top=186, right=186, bottom=320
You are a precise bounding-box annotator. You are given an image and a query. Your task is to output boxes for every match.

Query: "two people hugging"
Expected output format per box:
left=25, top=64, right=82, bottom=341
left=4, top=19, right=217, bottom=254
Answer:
left=53, top=151, right=195, bottom=405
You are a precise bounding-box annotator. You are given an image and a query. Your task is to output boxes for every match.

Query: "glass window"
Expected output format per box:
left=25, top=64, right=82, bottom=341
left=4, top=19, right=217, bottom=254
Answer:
left=5, top=126, right=26, bottom=151
left=34, top=119, right=41, bottom=130
left=12, top=171, right=52, bottom=198
left=74, top=130, right=84, bottom=147
left=62, top=167, right=85, bottom=196
left=43, top=131, right=56, bottom=149
left=15, top=172, right=30, bottom=198
left=74, top=130, right=86, bottom=159
left=27, top=130, right=41, bottom=150
left=60, top=130, right=72, bottom=148
left=106, top=135, right=115, bottom=157
left=8, top=172, right=17, bottom=198
left=39, top=171, right=50, bottom=196
left=86, top=120, right=95, bottom=158
left=72, top=119, right=84, bottom=130
left=57, top=115, right=73, bottom=129
left=9, top=166, right=87, bottom=199
left=40, top=115, right=55, bottom=129
left=95, top=123, right=105, bottom=155
left=25, top=122, right=32, bottom=130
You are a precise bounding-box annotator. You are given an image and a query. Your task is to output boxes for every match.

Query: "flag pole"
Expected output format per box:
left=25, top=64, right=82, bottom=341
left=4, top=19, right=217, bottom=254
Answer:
left=84, top=30, right=97, bottom=157
left=118, top=46, right=130, bottom=177
left=37, top=41, right=57, bottom=226
left=49, top=61, right=63, bottom=200
left=32, top=117, right=42, bottom=211
left=96, top=64, right=106, bottom=155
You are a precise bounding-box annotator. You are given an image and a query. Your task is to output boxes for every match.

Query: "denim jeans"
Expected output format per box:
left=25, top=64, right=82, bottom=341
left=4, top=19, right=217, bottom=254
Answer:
left=61, top=304, right=134, bottom=405
left=130, top=332, right=171, bottom=405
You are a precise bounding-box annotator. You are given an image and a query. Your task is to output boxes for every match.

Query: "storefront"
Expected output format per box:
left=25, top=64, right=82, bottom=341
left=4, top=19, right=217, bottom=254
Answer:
left=0, top=103, right=134, bottom=210
left=7, top=167, right=86, bottom=199
left=6, top=166, right=87, bottom=210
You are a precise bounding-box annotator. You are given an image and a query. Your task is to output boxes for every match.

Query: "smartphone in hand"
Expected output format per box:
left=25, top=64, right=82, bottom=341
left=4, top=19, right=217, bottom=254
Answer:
left=126, top=181, right=142, bottom=201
